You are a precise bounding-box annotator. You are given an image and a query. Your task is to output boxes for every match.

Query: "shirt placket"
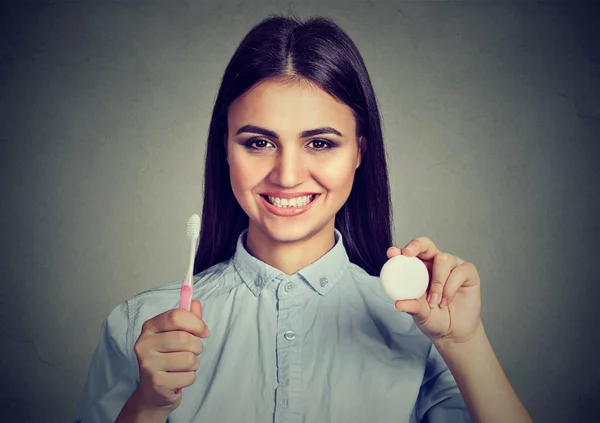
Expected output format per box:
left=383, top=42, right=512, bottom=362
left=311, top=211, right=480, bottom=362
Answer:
left=274, top=275, right=303, bottom=423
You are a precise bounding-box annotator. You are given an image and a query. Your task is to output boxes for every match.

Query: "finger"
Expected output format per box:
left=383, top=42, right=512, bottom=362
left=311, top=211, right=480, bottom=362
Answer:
left=402, top=236, right=440, bottom=260
left=441, top=261, right=475, bottom=306
left=155, top=351, right=199, bottom=372
left=155, top=331, right=205, bottom=354
left=394, top=297, right=431, bottom=325
left=153, top=370, right=197, bottom=394
left=191, top=300, right=203, bottom=319
left=386, top=247, right=402, bottom=259
left=190, top=301, right=209, bottom=338
left=428, top=253, right=458, bottom=308
left=142, top=308, right=206, bottom=337
left=169, top=371, right=197, bottom=391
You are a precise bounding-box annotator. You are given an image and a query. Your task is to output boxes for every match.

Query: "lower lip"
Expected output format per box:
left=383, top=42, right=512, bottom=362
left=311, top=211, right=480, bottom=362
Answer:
left=260, top=194, right=320, bottom=217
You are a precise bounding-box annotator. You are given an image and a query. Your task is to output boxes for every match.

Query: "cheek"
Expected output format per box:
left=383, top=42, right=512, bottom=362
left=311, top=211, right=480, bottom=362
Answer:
left=228, top=155, right=265, bottom=194
left=315, top=157, right=357, bottom=192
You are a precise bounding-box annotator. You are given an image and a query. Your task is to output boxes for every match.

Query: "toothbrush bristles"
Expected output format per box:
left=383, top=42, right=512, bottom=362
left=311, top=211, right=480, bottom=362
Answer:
left=186, top=214, right=200, bottom=241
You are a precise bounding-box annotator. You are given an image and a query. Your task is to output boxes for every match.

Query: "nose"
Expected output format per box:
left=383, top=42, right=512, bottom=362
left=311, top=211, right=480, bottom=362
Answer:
left=268, top=146, right=308, bottom=188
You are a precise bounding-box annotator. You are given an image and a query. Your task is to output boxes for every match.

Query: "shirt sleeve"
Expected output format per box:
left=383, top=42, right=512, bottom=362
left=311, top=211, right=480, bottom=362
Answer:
left=75, top=300, right=138, bottom=423
left=413, top=343, right=473, bottom=423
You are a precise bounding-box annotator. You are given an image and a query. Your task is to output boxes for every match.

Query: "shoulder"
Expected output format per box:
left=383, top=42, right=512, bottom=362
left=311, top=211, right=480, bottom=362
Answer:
left=104, top=259, right=233, bottom=341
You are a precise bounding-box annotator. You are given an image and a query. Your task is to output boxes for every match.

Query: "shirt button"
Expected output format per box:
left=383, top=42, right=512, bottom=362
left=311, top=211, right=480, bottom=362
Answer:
left=278, top=395, right=288, bottom=406
left=256, top=278, right=264, bottom=287
left=284, top=331, right=296, bottom=341
left=284, top=282, right=295, bottom=292
left=319, top=277, right=329, bottom=287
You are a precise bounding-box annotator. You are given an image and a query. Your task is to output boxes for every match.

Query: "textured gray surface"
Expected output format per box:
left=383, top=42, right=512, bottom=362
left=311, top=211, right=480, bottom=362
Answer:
left=0, top=1, right=598, bottom=422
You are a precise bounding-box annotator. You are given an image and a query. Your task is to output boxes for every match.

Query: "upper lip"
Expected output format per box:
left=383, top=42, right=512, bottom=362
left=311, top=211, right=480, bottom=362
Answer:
left=260, top=191, right=319, bottom=199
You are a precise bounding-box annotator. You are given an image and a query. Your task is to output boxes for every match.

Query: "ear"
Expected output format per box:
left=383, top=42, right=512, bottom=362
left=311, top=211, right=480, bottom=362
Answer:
left=356, top=136, right=365, bottom=169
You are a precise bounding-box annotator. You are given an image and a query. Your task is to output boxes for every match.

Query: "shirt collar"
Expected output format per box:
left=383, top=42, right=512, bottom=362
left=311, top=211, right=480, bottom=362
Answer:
left=232, top=228, right=350, bottom=297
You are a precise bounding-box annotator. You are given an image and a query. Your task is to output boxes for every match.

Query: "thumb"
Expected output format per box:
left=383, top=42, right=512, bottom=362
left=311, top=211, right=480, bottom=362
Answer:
left=190, top=300, right=203, bottom=319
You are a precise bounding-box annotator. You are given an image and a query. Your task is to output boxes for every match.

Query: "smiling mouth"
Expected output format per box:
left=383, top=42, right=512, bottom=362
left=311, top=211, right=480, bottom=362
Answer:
left=260, top=194, right=319, bottom=208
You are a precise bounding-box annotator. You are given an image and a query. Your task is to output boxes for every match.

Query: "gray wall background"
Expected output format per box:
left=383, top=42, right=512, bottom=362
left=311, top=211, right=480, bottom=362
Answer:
left=1, top=1, right=598, bottom=422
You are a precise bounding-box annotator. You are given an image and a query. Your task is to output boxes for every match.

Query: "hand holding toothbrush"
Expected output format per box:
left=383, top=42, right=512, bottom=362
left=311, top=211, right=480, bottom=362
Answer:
left=127, top=301, right=208, bottom=416
left=123, top=215, right=208, bottom=417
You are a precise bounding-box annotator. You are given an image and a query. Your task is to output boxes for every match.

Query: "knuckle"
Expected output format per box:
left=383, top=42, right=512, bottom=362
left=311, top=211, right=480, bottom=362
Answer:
left=466, top=261, right=478, bottom=273
left=185, top=352, right=197, bottom=368
left=137, top=350, right=157, bottom=372
left=167, top=310, right=180, bottom=326
left=453, top=263, right=469, bottom=277
left=192, top=356, right=200, bottom=370
left=414, top=236, right=432, bottom=249
left=435, top=253, right=452, bottom=264
left=176, top=330, right=190, bottom=344
left=133, top=341, right=143, bottom=357
left=431, top=281, right=444, bottom=289
left=168, top=331, right=189, bottom=349
left=460, top=262, right=478, bottom=280
left=134, top=339, right=148, bottom=358
left=141, top=319, right=155, bottom=334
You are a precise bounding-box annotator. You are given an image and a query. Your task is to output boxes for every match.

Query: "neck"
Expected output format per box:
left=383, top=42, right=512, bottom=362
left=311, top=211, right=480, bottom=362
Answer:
left=245, top=222, right=336, bottom=275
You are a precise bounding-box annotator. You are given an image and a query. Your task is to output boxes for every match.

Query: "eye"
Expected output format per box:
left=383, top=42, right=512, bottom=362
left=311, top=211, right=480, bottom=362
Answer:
left=308, top=139, right=335, bottom=150
left=243, top=138, right=274, bottom=150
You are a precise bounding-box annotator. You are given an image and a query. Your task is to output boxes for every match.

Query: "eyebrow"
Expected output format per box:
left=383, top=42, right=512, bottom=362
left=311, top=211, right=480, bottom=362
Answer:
left=235, top=125, right=343, bottom=138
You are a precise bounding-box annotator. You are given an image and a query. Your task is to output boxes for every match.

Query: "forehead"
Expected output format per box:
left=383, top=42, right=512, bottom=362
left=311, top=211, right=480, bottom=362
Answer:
left=228, top=78, right=356, bottom=134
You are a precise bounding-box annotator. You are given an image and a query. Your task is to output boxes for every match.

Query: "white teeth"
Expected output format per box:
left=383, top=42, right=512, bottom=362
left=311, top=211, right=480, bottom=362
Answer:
left=267, top=194, right=316, bottom=208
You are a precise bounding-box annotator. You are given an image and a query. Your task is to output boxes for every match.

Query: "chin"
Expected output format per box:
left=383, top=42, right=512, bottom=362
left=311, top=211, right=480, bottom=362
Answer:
left=252, top=218, right=330, bottom=245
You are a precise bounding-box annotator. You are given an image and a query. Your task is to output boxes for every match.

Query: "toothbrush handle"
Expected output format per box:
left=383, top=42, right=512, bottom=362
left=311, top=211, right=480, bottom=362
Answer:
left=179, top=284, right=193, bottom=311
left=179, top=238, right=196, bottom=311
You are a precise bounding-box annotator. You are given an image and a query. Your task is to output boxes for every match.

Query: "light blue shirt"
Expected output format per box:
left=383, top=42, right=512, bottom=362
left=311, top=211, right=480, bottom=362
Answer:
left=76, top=228, right=472, bottom=422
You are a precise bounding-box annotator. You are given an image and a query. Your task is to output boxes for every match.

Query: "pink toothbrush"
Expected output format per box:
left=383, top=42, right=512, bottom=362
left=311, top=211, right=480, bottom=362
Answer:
left=179, top=213, right=200, bottom=311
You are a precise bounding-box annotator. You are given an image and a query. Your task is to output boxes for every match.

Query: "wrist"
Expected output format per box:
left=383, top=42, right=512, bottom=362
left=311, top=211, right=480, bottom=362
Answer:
left=116, top=388, right=173, bottom=423
left=432, top=319, right=486, bottom=355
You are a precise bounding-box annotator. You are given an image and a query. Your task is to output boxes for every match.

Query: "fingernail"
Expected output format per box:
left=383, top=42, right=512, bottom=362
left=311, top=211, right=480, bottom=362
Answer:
left=429, top=293, right=439, bottom=307
left=404, top=243, right=414, bottom=251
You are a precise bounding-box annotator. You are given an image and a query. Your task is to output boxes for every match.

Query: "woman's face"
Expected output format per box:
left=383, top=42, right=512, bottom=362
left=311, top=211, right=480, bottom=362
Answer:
left=226, top=78, right=362, bottom=245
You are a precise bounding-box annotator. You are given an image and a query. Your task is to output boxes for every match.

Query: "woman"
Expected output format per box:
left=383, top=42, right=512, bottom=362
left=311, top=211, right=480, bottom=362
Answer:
left=76, top=15, right=533, bottom=423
